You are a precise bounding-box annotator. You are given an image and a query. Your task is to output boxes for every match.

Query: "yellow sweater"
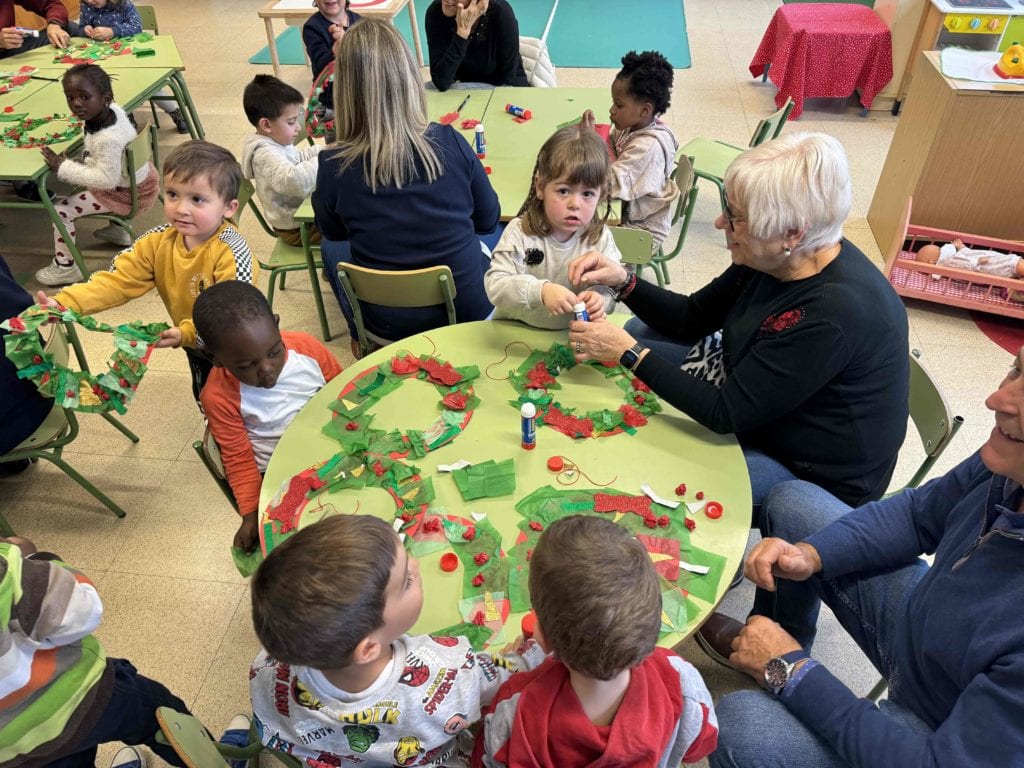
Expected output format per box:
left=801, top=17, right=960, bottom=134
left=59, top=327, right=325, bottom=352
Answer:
left=56, top=221, right=256, bottom=348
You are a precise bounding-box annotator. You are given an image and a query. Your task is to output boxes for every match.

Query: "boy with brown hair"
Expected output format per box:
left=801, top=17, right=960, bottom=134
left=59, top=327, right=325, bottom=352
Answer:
left=249, top=515, right=545, bottom=767
left=473, top=515, right=718, bottom=767
left=38, top=140, right=257, bottom=399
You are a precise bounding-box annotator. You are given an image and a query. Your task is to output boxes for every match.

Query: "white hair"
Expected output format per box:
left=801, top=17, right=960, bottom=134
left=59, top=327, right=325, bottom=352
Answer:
left=724, top=132, right=852, bottom=256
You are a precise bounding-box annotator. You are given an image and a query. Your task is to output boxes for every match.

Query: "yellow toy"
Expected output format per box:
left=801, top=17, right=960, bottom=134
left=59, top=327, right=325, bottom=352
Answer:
left=994, top=42, right=1024, bottom=79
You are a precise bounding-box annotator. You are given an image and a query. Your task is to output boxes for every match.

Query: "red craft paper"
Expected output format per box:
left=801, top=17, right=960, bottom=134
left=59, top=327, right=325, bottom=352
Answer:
left=593, top=493, right=652, bottom=516
left=421, top=358, right=462, bottom=385
left=637, top=534, right=681, bottom=581
left=619, top=404, right=647, bottom=428
left=265, top=470, right=325, bottom=534
left=391, top=354, right=421, bottom=375
left=543, top=404, right=594, bottom=438
left=526, top=361, right=556, bottom=389
left=442, top=392, right=469, bottom=410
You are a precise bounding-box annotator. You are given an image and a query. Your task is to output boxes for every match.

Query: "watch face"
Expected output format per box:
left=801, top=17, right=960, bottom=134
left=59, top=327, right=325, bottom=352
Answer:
left=620, top=349, right=639, bottom=367
left=764, top=657, right=789, bottom=692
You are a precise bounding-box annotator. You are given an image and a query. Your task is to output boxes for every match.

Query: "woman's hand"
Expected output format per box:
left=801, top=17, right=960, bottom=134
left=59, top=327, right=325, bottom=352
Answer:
left=568, top=251, right=628, bottom=290
left=46, top=22, right=69, bottom=48
left=455, top=0, right=489, bottom=39
left=577, top=290, right=606, bottom=321
left=2, top=27, right=27, bottom=49
left=40, top=147, right=64, bottom=172
left=541, top=282, right=577, bottom=316
left=568, top=319, right=634, bottom=364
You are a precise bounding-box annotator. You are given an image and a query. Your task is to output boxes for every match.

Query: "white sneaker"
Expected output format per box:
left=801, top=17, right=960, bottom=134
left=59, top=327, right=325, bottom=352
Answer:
left=35, top=262, right=83, bottom=286
left=94, top=224, right=132, bottom=247
left=110, top=745, right=146, bottom=768
left=218, top=713, right=253, bottom=768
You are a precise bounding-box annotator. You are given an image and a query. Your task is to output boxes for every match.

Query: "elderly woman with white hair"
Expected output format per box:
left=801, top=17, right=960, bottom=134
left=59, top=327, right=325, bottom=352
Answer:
left=567, top=132, right=909, bottom=516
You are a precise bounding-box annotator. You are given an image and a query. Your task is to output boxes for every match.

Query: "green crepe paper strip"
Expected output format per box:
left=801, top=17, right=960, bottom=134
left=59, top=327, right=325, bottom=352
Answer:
left=431, top=622, right=494, bottom=651
left=2, top=305, right=167, bottom=414
left=660, top=587, right=689, bottom=634
left=678, top=545, right=728, bottom=605
left=231, top=546, right=264, bottom=578
left=53, top=32, right=154, bottom=64
left=0, top=111, right=28, bottom=122
left=1, top=112, right=82, bottom=149
left=451, top=459, right=517, bottom=501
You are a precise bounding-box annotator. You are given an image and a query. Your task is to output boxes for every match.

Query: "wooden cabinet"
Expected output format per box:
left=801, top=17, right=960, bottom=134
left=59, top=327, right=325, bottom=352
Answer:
left=867, top=51, right=1024, bottom=253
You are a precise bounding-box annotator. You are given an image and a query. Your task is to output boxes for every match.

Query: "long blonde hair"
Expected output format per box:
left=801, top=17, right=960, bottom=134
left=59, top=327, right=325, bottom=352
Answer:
left=331, top=20, right=442, bottom=192
left=518, top=124, right=611, bottom=246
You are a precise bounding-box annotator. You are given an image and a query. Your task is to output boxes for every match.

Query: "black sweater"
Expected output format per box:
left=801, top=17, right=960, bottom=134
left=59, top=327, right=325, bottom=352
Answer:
left=629, top=240, right=909, bottom=506
left=425, top=0, right=527, bottom=91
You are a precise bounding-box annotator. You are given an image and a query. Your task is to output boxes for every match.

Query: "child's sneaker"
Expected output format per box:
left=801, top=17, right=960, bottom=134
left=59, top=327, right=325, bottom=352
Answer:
left=166, top=109, right=190, bottom=134
left=110, top=745, right=146, bottom=768
left=35, top=262, right=83, bottom=286
left=218, top=713, right=252, bottom=768
left=94, top=224, right=132, bottom=247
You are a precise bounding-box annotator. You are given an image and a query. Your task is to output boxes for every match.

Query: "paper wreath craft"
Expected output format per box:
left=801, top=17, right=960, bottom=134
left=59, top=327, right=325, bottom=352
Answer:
left=1, top=111, right=82, bottom=149
left=306, top=61, right=335, bottom=139
left=53, top=32, right=155, bottom=65
left=994, top=43, right=1024, bottom=79
left=0, top=66, right=36, bottom=96
left=1, top=304, right=168, bottom=414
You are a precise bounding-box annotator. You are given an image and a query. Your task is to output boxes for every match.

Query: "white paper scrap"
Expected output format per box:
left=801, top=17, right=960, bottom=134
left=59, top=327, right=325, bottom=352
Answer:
left=471, top=512, right=487, bottom=521
left=685, top=501, right=705, bottom=517
left=438, top=459, right=472, bottom=473
left=392, top=517, right=407, bottom=542
left=680, top=561, right=710, bottom=575
left=641, top=483, right=680, bottom=509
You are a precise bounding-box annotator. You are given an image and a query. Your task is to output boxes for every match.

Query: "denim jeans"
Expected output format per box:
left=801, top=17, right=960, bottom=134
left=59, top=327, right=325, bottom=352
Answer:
left=710, top=480, right=932, bottom=768
left=623, top=317, right=693, bottom=368
left=742, top=448, right=797, bottom=527
left=46, top=658, right=190, bottom=767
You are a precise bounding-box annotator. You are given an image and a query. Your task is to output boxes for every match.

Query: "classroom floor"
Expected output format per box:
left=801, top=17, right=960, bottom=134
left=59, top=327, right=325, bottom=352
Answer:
left=0, top=2, right=1008, bottom=766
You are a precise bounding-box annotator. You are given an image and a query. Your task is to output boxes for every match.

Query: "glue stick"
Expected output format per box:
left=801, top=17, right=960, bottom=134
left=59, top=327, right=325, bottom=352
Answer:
left=520, top=402, right=537, bottom=450
left=474, top=123, right=486, bottom=157
left=15, top=26, right=40, bottom=37
left=505, top=103, right=532, bottom=120
left=572, top=302, right=590, bottom=322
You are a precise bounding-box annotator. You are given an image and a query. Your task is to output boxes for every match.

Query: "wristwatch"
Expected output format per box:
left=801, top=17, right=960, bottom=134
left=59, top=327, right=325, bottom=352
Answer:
left=764, top=649, right=811, bottom=695
left=619, top=342, right=646, bottom=371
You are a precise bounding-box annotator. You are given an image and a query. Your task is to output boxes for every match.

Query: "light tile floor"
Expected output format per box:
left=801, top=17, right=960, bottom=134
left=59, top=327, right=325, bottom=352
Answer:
left=0, top=2, right=1011, bottom=765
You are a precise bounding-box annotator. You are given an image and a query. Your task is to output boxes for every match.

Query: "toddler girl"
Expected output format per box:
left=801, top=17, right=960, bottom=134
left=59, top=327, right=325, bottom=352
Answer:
left=303, top=0, right=362, bottom=80
left=36, top=64, right=158, bottom=286
left=485, top=123, right=622, bottom=329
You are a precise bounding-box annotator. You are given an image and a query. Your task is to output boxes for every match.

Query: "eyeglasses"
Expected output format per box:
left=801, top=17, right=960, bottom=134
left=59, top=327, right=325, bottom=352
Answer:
left=722, top=191, right=747, bottom=230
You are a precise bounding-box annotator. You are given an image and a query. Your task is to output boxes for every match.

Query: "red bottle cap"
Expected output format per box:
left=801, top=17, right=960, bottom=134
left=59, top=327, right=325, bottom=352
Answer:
left=440, top=553, right=459, bottom=572
left=547, top=456, right=564, bottom=472
left=521, top=611, right=537, bottom=639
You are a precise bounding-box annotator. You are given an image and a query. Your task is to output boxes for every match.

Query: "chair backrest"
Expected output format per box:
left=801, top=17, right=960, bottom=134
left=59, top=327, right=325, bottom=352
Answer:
left=749, top=97, right=795, bottom=147
left=234, top=178, right=276, bottom=238
left=519, top=36, right=558, bottom=87
left=192, top=429, right=239, bottom=512
left=904, top=352, right=964, bottom=490
left=156, top=708, right=299, bottom=768
left=611, top=227, right=655, bottom=265
left=135, top=4, right=159, bottom=33
left=337, top=263, right=457, bottom=352
left=122, top=123, right=157, bottom=218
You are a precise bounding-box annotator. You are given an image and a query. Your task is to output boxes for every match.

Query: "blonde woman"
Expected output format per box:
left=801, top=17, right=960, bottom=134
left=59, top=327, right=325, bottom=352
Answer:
left=313, top=19, right=500, bottom=356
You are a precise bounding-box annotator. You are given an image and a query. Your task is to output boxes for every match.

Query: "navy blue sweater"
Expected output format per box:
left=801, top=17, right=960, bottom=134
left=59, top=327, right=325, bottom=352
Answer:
left=791, top=452, right=1024, bottom=766
left=312, top=123, right=499, bottom=339
left=0, top=256, right=51, bottom=453
left=302, top=9, right=362, bottom=78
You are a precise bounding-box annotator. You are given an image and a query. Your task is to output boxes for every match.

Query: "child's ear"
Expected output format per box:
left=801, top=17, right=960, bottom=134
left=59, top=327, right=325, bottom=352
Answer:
left=223, top=198, right=240, bottom=219
left=257, top=116, right=273, bottom=134
left=352, top=635, right=384, bottom=665
left=534, top=174, right=544, bottom=200
left=641, top=100, right=655, bottom=121
left=273, top=313, right=281, bottom=328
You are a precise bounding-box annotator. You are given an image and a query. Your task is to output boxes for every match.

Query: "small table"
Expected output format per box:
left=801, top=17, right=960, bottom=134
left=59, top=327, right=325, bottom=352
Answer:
left=258, top=0, right=424, bottom=79
left=259, top=321, right=752, bottom=646
left=749, top=4, right=893, bottom=119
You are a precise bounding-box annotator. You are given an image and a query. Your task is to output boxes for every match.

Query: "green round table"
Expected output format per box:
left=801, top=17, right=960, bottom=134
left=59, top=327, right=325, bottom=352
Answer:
left=259, top=320, right=751, bottom=647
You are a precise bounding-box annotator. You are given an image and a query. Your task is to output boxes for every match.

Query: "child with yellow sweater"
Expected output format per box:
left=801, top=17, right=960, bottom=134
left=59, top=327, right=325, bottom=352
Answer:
left=38, top=140, right=257, bottom=399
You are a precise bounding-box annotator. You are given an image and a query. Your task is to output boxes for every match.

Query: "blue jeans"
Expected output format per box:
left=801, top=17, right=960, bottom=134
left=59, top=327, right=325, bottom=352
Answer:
left=710, top=480, right=932, bottom=768
left=623, top=317, right=693, bottom=368
left=46, top=658, right=189, bottom=767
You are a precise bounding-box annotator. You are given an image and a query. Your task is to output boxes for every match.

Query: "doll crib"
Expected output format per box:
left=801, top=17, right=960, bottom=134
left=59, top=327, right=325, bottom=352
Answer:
left=883, top=198, right=1024, bottom=320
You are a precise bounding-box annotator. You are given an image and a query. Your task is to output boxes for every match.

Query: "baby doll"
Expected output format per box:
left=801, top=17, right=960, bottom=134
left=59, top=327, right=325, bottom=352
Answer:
left=915, top=239, right=1024, bottom=279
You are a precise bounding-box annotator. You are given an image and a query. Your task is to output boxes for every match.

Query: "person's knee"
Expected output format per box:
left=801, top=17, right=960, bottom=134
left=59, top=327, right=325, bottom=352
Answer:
left=762, top=480, right=850, bottom=542
left=710, top=691, right=781, bottom=768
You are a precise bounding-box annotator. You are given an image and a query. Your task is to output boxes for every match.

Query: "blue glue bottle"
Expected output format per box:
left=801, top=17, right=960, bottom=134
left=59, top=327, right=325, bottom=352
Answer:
left=573, top=302, right=590, bottom=322
left=520, top=402, right=537, bottom=450
left=474, top=123, right=486, bottom=157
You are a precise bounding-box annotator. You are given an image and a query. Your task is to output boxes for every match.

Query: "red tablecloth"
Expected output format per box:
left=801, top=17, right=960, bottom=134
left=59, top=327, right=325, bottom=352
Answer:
left=749, top=4, right=893, bottom=119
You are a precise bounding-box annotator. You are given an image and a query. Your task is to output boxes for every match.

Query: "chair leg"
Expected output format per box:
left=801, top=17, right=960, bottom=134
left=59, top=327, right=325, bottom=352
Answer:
left=279, top=272, right=287, bottom=291
left=266, top=269, right=279, bottom=309
left=101, top=412, right=140, bottom=443
left=655, top=261, right=668, bottom=288
left=39, top=455, right=127, bottom=518
left=150, top=101, right=161, bottom=128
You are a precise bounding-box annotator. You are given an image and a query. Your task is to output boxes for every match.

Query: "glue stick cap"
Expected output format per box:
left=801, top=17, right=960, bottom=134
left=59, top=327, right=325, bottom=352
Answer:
left=572, top=302, right=586, bottom=314
left=520, top=402, right=537, bottom=419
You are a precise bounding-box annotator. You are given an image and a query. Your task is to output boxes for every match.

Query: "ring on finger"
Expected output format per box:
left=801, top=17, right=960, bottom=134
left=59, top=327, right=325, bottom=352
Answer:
left=575, top=342, right=582, bottom=353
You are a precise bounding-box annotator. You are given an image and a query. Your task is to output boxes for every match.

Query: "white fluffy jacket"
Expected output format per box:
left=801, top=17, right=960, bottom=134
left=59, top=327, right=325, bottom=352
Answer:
left=240, top=133, right=322, bottom=231
left=56, top=103, right=149, bottom=189
left=610, top=120, right=680, bottom=246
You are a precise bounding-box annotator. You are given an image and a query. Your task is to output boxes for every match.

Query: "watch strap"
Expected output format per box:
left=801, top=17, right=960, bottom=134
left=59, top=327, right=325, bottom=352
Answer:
left=781, top=649, right=810, bottom=664
left=781, top=658, right=819, bottom=699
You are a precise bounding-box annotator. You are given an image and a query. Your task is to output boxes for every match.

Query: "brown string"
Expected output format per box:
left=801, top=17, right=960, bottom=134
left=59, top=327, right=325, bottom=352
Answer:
left=484, top=341, right=535, bottom=381
left=551, top=455, right=616, bottom=487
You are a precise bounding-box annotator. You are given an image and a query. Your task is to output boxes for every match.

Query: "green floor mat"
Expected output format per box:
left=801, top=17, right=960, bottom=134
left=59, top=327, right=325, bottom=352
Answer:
left=251, top=0, right=690, bottom=70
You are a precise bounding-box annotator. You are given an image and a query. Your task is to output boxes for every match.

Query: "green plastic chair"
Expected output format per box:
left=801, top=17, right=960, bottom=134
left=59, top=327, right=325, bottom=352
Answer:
left=641, top=154, right=698, bottom=288
left=866, top=350, right=962, bottom=702
left=192, top=428, right=239, bottom=512
left=0, top=323, right=139, bottom=528
left=337, top=263, right=457, bottom=358
left=156, top=707, right=301, bottom=768
left=610, top=226, right=655, bottom=268
left=76, top=123, right=159, bottom=248
left=235, top=179, right=331, bottom=341
left=679, top=97, right=795, bottom=218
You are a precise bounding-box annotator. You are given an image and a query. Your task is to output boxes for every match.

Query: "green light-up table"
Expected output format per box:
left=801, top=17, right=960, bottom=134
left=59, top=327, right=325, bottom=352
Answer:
left=259, top=320, right=751, bottom=647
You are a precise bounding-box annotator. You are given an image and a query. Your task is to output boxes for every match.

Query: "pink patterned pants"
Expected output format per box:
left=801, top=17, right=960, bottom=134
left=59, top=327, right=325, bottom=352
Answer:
left=51, top=190, right=117, bottom=267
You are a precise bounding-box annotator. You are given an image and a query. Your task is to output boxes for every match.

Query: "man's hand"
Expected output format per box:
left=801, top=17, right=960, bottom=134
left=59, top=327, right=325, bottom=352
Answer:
left=541, top=282, right=577, bottom=316
left=46, top=23, right=69, bottom=48
left=568, top=250, right=628, bottom=290
left=88, top=26, right=114, bottom=41
left=234, top=514, right=260, bottom=554
left=155, top=327, right=183, bottom=348
left=730, top=616, right=803, bottom=683
left=40, top=146, right=65, bottom=172
left=455, top=0, right=489, bottom=38
left=1, top=27, right=26, bottom=50
left=745, top=537, right=821, bottom=592
left=568, top=319, right=633, bottom=363
left=577, top=289, right=606, bottom=321
left=35, top=291, right=61, bottom=309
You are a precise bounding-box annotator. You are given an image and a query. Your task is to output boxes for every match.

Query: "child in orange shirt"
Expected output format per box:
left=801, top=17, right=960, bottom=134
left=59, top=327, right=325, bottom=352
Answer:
left=193, top=281, right=341, bottom=553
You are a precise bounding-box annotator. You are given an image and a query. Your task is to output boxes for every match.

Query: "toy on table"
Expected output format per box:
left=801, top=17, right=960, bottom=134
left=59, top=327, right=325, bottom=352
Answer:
left=994, top=42, right=1024, bottom=79
left=915, top=239, right=1024, bottom=279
